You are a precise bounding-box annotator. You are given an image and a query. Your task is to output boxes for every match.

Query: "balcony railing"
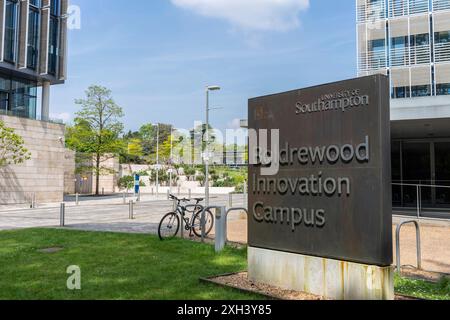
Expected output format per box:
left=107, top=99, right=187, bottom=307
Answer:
left=409, top=0, right=429, bottom=14
left=359, top=50, right=388, bottom=71
left=390, top=47, right=410, bottom=66
left=410, top=44, right=431, bottom=64
left=390, top=0, right=409, bottom=17
left=433, top=0, right=450, bottom=11
left=434, top=42, right=450, bottom=62
left=357, top=1, right=386, bottom=23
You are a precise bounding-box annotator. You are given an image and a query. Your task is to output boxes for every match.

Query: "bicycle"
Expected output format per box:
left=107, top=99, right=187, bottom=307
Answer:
left=158, top=194, right=214, bottom=240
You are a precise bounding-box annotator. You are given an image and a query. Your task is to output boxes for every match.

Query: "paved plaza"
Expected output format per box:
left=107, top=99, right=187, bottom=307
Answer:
left=0, top=194, right=246, bottom=233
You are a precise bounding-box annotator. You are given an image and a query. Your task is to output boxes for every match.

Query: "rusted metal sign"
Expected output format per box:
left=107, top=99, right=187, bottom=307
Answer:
left=248, top=75, right=393, bottom=266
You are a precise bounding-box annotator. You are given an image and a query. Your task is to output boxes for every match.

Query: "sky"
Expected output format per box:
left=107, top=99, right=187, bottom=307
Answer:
left=52, top=0, right=357, bottom=133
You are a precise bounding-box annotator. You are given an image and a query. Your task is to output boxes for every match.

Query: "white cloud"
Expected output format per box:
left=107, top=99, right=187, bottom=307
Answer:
left=171, top=0, right=310, bottom=31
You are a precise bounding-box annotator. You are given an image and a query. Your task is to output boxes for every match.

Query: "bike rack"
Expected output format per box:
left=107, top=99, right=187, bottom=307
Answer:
left=202, top=206, right=249, bottom=252
left=396, top=220, right=422, bottom=273
left=200, top=206, right=225, bottom=243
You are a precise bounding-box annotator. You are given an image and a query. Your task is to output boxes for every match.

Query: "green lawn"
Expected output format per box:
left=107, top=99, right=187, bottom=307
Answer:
left=0, top=228, right=448, bottom=300
left=0, top=228, right=258, bottom=300
left=395, top=275, right=450, bottom=300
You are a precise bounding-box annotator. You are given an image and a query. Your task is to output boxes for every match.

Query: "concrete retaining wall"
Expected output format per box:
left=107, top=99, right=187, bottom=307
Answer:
left=0, top=115, right=66, bottom=204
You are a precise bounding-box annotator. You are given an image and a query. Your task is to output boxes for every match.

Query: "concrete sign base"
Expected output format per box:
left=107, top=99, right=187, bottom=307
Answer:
left=248, top=247, right=394, bottom=300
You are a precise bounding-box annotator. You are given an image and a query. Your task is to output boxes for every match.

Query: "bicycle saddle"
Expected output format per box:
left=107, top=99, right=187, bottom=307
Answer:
left=193, top=198, right=204, bottom=202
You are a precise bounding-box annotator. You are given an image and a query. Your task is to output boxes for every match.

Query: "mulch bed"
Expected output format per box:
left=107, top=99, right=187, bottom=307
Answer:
left=201, top=272, right=422, bottom=300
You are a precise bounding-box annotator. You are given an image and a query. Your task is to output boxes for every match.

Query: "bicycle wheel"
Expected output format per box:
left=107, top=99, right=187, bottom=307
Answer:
left=192, top=209, right=214, bottom=237
left=158, top=212, right=180, bottom=240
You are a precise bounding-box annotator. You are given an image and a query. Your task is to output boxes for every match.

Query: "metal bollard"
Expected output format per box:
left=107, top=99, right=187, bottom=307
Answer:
left=214, top=206, right=227, bottom=252
left=129, top=201, right=134, bottom=220
left=123, top=192, right=126, bottom=204
left=243, top=182, right=247, bottom=204
left=76, top=193, right=79, bottom=206
left=188, top=189, right=191, bottom=199
left=228, top=192, right=233, bottom=208
left=30, top=193, right=36, bottom=209
left=151, top=188, right=154, bottom=196
left=172, top=199, right=177, bottom=211
left=167, top=190, right=170, bottom=200
left=102, top=188, right=105, bottom=195
left=179, top=211, right=184, bottom=239
left=60, top=203, right=65, bottom=227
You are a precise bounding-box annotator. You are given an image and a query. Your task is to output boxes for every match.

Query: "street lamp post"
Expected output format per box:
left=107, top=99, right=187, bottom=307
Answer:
left=156, top=123, right=160, bottom=198
left=205, top=85, right=221, bottom=207
left=169, top=125, right=173, bottom=195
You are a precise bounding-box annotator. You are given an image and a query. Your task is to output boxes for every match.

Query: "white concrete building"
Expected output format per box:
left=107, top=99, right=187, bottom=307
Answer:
left=357, top=0, right=450, bottom=209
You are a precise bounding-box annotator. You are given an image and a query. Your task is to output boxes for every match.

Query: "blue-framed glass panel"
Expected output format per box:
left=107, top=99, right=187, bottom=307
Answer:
left=411, top=84, right=431, bottom=97
left=436, top=83, right=450, bottom=95
left=27, top=1, right=41, bottom=69
left=0, top=75, right=37, bottom=120
left=4, top=0, right=18, bottom=63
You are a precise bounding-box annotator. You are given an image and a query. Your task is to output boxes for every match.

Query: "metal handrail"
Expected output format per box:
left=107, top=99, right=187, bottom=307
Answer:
left=396, top=220, right=422, bottom=273
left=392, top=182, right=450, bottom=189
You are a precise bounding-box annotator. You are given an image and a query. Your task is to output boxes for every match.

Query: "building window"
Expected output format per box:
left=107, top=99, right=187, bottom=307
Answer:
left=392, top=86, right=410, bottom=99
left=50, top=0, right=60, bottom=16
left=411, top=85, right=431, bottom=97
left=391, top=36, right=408, bottom=66
left=434, top=31, right=450, bottom=62
left=27, top=1, right=40, bottom=69
left=48, top=0, right=60, bottom=75
left=410, top=33, right=429, bottom=46
left=4, top=0, right=18, bottom=63
left=436, top=83, right=450, bottom=95
left=434, top=31, right=450, bottom=44
left=0, top=76, right=37, bottom=120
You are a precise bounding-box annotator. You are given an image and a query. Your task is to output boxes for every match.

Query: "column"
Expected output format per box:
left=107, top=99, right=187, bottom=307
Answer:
left=41, top=81, right=50, bottom=121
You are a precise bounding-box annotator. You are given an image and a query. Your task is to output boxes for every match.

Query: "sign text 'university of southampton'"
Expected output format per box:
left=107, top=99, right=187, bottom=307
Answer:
left=247, top=75, right=394, bottom=300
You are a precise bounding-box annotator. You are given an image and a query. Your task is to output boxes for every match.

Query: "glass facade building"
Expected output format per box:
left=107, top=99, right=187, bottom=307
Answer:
left=357, top=0, right=450, bottom=212
left=0, top=0, right=68, bottom=120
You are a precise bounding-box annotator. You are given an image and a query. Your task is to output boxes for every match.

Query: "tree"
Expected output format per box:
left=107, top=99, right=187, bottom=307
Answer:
left=0, top=121, right=31, bottom=167
left=139, top=123, right=173, bottom=163
left=66, top=85, right=124, bottom=195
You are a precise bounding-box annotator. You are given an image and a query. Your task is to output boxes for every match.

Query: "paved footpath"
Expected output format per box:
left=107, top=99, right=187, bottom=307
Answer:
left=0, top=194, right=245, bottom=233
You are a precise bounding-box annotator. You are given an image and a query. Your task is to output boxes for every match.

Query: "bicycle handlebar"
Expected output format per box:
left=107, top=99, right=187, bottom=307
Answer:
left=169, top=194, right=189, bottom=203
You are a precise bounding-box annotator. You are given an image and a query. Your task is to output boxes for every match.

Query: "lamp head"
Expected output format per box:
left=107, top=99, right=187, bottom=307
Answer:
left=207, top=85, right=221, bottom=91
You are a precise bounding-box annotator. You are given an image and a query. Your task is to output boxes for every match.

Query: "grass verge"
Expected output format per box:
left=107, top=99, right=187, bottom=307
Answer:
left=0, top=228, right=448, bottom=300
left=0, top=228, right=258, bottom=300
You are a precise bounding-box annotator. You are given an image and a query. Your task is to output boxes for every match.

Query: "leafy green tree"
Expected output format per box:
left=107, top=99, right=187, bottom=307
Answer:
left=139, top=123, right=173, bottom=162
left=66, top=85, right=125, bottom=195
left=118, top=175, right=146, bottom=192
left=118, top=175, right=134, bottom=191
left=0, top=121, right=31, bottom=167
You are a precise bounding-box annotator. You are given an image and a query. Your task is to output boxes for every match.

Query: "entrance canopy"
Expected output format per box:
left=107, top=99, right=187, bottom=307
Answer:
left=391, top=117, right=450, bottom=139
